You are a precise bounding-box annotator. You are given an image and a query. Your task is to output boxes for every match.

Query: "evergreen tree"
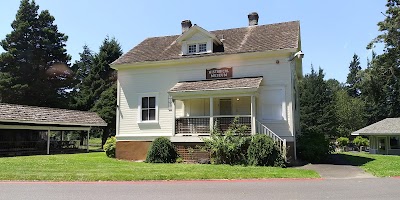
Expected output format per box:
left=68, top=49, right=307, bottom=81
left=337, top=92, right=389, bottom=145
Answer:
left=72, top=45, right=94, bottom=84
left=91, top=83, right=117, bottom=144
left=71, top=36, right=122, bottom=111
left=299, top=66, right=337, bottom=137
left=0, top=0, right=72, bottom=108
left=346, top=54, right=362, bottom=98
left=334, top=90, right=366, bottom=137
left=363, top=0, right=400, bottom=123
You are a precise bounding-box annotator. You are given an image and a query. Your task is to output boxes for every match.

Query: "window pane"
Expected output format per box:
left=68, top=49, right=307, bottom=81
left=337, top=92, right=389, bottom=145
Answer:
left=199, top=43, right=207, bottom=52
left=142, top=97, right=149, bottom=108
left=188, top=44, right=196, bottom=53
left=149, top=109, right=156, bottom=120
left=390, top=137, right=400, bottom=149
left=142, top=110, right=149, bottom=121
left=149, top=97, right=156, bottom=108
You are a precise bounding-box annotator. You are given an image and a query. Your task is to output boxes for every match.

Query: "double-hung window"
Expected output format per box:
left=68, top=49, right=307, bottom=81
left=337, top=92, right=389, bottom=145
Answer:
left=138, top=94, right=158, bottom=123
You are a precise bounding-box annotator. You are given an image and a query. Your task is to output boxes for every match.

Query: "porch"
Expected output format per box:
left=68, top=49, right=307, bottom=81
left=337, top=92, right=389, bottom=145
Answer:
left=172, top=96, right=255, bottom=136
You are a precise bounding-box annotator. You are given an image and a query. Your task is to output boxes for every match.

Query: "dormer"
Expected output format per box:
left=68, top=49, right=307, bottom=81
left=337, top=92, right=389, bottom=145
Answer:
left=176, top=20, right=222, bottom=56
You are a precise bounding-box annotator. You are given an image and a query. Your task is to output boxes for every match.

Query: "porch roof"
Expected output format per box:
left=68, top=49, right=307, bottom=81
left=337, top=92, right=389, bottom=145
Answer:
left=0, top=103, right=107, bottom=128
left=169, top=77, right=263, bottom=93
left=352, top=118, right=400, bottom=136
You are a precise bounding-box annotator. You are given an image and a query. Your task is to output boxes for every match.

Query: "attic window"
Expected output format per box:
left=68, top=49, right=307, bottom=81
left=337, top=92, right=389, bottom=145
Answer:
left=199, top=43, right=207, bottom=52
left=187, top=43, right=208, bottom=54
left=188, top=44, right=196, bottom=54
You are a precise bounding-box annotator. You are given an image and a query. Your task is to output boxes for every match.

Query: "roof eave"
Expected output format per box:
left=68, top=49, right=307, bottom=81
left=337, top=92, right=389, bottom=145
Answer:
left=111, top=48, right=297, bottom=70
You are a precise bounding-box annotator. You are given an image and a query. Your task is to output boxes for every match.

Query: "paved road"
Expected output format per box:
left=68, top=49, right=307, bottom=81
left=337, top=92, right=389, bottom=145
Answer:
left=1, top=178, right=399, bottom=200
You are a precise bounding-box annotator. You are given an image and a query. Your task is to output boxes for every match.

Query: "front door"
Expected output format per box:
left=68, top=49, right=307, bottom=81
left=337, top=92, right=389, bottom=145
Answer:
left=378, top=137, right=387, bottom=154
left=220, top=99, right=232, bottom=115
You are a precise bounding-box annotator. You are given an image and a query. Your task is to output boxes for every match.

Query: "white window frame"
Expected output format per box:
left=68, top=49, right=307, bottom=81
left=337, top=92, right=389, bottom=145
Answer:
left=188, top=44, right=197, bottom=54
left=137, top=93, right=159, bottom=124
left=198, top=43, right=207, bottom=52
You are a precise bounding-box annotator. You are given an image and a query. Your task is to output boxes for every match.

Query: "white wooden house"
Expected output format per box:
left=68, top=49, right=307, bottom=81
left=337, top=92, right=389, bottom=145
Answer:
left=111, top=12, right=303, bottom=161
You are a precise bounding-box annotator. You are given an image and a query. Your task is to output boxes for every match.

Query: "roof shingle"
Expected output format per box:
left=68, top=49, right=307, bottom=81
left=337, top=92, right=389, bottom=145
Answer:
left=0, top=103, right=107, bottom=127
left=352, top=118, right=400, bottom=135
left=112, top=21, right=300, bottom=65
left=169, top=77, right=263, bottom=93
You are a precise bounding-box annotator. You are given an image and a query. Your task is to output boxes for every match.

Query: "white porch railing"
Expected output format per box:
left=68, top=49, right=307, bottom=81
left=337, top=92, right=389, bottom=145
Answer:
left=255, top=120, right=287, bottom=161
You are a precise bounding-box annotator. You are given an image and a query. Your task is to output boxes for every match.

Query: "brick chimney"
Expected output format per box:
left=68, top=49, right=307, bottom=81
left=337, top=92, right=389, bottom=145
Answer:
left=248, top=12, right=259, bottom=26
left=181, top=20, right=192, bottom=33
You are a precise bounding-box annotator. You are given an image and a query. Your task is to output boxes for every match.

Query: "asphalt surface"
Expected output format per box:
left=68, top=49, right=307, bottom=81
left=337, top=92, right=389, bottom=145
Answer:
left=0, top=178, right=399, bottom=200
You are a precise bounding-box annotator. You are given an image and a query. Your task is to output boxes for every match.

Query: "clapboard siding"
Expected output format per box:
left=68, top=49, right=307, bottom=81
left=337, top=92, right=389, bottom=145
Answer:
left=117, top=54, right=296, bottom=139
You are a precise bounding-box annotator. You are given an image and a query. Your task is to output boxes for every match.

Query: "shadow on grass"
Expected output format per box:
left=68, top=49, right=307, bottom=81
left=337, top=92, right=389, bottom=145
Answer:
left=0, top=148, right=104, bottom=158
left=322, top=153, right=375, bottom=166
left=289, top=153, right=375, bottom=167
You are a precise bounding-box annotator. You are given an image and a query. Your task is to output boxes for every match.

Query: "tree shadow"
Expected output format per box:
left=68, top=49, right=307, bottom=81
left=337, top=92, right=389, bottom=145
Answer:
left=321, top=153, right=375, bottom=166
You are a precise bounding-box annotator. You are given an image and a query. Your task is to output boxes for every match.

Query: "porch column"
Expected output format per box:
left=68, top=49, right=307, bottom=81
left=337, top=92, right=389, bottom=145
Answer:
left=251, top=95, right=256, bottom=135
left=210, top=97, right=214, bottom=133
left=172, top=99, right=176, bottom=136
left=47, top=128, right=50, bottom=155
left=61, top=131, right=64, bottom=141
left=87, top=129, right=90, bottom=152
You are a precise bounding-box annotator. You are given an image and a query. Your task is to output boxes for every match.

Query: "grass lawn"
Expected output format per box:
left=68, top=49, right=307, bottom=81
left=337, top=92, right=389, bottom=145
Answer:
left=341, top=152, right=400, bottom=177
left=0, top=152, right=319, bottom=181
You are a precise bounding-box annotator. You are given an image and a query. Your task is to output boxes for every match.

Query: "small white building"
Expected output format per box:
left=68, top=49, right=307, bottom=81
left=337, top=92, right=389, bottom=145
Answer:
left=352, top=118, right=400, bottom=155
left=111, top=12, right=303, bottom=161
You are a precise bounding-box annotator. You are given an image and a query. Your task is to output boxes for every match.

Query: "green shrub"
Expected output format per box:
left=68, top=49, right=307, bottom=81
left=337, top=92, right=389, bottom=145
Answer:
left=145, top=137, right=178, bottom=163
left=103, top=137, right=116, bottom=158
left=297, top=131, right=332, bottom=163
left=247, top=134, right=285, bottom=167
left=353, top=136, right=369, bottom=151
left=336, top=137, right=349, bottom=148
left=175, top=157, right=184, bottom=163
left=203, top=118, right=251, bottom=165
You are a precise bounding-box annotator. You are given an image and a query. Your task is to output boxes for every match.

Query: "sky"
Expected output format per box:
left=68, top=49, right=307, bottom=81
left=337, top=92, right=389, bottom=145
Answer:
left=0, top=0, right=387, bottom=83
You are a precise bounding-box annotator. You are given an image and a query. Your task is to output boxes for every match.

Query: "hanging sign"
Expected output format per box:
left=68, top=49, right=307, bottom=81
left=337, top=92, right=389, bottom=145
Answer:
left=206, top=67, right=232, bottom=79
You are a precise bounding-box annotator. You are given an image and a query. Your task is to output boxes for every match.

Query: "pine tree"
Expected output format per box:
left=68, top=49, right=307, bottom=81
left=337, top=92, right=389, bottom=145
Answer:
left=71, top=36, right=122, bottom=111
left=91, top=83, right=117, bottom=145
left=363, top=0, right=400, bottom=123
left=0, top=0, right=72, bottom=108
left=299, top=66, right=337, bottom=137
left=346, top=54, right=362, bottom=98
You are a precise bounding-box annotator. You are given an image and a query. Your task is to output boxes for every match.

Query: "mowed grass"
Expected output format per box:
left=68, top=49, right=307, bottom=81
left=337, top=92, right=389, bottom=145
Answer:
left=0, top=152, right=319, bottom=181
left=342, top=152, right=400, bottom=177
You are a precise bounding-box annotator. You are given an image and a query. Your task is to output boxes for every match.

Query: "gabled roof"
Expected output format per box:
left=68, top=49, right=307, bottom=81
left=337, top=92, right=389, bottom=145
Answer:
left=352, top=118, right=400, bottom=135
left=0, top=103, right=107, bottom=127
left=169, top=77, right=263, bottom=93
left=175, top=25, right=222, bottom=45
left=112, top=21, right=300, bottom=65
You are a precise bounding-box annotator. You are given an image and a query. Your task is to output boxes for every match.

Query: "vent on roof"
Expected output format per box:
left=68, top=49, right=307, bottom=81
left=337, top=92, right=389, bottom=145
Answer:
left=181, top=20, right=192, bottom=33
left=248, top=12, right=259, bottom=26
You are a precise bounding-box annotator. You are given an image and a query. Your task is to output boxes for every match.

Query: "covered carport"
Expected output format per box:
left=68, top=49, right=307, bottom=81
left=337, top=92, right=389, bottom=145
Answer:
left=0, top=103, right=107, bottom=155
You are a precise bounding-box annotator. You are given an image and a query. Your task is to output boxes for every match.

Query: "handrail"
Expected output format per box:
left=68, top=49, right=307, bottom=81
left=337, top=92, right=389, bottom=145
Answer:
left=255, top=120, right=287, bottom=161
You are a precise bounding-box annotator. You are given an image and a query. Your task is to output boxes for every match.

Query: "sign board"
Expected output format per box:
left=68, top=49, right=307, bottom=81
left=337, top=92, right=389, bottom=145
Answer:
left=206, top=67, right=232, bottom=79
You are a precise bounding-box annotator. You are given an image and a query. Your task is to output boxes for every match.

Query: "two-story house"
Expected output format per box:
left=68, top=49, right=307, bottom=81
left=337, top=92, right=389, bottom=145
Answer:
left=111, top=12, right=303, bottom=161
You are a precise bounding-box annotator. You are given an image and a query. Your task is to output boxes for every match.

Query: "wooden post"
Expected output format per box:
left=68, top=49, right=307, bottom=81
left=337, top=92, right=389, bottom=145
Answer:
left=87, top=129, right=90, bottom=152
left=251, top=95, right=256, bottom=135
left=172, top=99, right=176, bottom=136
left=61, top=131, right=64, bottom=141
left=47, top=129, right=50, bottom=155
left=209, top=97, right=214, bottom=133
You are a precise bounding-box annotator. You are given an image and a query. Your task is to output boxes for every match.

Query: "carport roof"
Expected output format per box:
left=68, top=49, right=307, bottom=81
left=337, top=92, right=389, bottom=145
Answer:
left=352, top=118, right=400, bottom=135
left=0, top=103, right=107, bottom=127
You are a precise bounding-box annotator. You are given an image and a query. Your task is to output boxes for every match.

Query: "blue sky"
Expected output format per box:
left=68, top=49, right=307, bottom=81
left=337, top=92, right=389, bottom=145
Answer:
left=0, top=0, right=386, bottom=83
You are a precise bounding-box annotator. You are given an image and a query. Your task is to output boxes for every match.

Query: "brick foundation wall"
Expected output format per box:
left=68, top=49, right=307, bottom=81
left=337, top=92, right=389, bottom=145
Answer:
left=116, top=141, right=152, bottom=161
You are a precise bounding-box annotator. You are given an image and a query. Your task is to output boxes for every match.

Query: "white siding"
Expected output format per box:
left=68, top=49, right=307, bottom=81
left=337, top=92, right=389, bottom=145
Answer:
left=117, top=54, right=296, bottom=140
